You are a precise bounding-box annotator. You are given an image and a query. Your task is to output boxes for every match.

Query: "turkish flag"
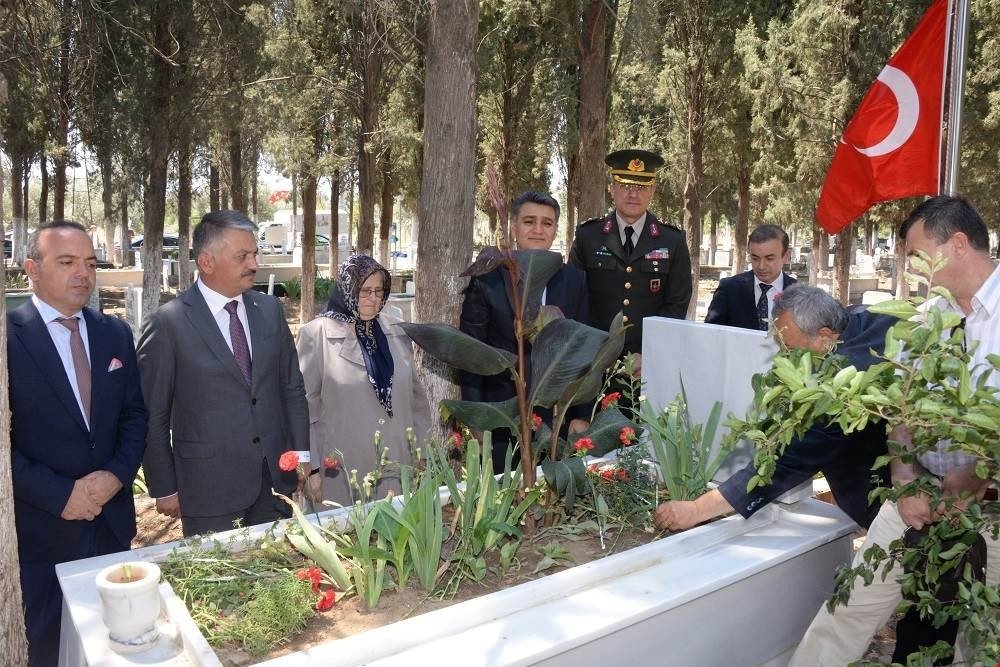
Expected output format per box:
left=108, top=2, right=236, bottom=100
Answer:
left=816, top=0, right=950, bottom=235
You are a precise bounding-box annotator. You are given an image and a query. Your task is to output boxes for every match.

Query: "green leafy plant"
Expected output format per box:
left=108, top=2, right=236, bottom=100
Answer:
left=727, top=251, right=1000, bottom=663
left=275, top=492, right=351, bottom=590
left=373, top=465, right=445, bottom=592
left=282, top=276, right=302, bottom=299
left=640, top=382, right=729, bottom=501
left=339, top=504, right=391, bottom=610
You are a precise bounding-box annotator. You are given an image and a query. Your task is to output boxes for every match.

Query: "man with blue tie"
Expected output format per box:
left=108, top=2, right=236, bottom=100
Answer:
left=705, top=224, right=796, bottom=330
left=9, top=220, right=149, bottom=666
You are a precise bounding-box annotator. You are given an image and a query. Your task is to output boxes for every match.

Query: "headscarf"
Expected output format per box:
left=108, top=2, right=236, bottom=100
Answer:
left=324, top=255, right=395, bottom=417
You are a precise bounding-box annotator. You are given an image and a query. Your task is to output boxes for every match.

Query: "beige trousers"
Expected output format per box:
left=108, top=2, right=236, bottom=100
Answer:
left=789, top=500, right=1000, bottom=667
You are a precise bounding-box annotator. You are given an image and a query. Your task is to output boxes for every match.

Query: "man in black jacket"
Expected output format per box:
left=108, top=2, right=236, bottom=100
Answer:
left=460, top=191, right=590, bottom=471
left=705, top=224, right=796, bottom=330
left=569, top=149, right=692, bottom=360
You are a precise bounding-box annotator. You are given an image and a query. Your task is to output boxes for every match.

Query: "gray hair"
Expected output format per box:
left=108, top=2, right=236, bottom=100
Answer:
left=193, top=210, right=259, bottom=258
left=26, top=220, right=89, bottom=262
left=772, top=284, right=848, bottom=337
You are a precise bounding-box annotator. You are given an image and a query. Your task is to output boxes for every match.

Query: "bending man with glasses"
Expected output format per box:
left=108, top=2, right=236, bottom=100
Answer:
left=569, top=149, right=692, bottom=367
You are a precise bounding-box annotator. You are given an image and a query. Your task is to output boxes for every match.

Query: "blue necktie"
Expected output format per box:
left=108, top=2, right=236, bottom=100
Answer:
left=757, top=283, right=772, bottom=331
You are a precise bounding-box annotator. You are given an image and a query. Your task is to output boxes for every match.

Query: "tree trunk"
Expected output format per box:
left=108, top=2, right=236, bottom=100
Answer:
left=177, top=141, right=193, bottom=291
left=809, top=226, right=821, bottom=285
left=683, top=58, right=706, bottom=320
left=347, top=173, right=355, bottom=251
left=98, top=149, right=115, bottom=265
left=12, top=157, right=27, bottom=265
left=39, top=156, right=49, bottom=223
left=864, top=218, right=874, bottom=255
left=708, top=200, right=718, bottom=266
left=209, top=159, right=221, bottom=212
left=0, top=71, right=29, bottom=665
left=228, top=127, right=244, bottom=213
left=893, top=229, right=909, bottom=298
left=379, top=149, right=393, bottom=267
left=356, top=115, right=378, bottom=254
left=416, top=0, right=478, bottom=437
left=300, top=168, right=318, bottom=326
left=819, top=232, right=830, bottom=272
left=250, top=146, right=259, bottom=221
left=832, top=223, right=852, bottom=305
left=576, top=0, right=609, bottom=221
left=564, top=152, right=578, bottom=255
left=141, top=3, right=174, bottom=317
left=329, top=169, right=340, bottom=273
left=119, top=183, right=131, bottom=267
left=52, top=0, right=73, bottom=221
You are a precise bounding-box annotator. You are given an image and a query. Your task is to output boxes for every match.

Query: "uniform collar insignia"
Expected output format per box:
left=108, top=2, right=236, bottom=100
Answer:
left=600, top=219, right=614, bottom=235
left=647, top=222, right=660, bottom=239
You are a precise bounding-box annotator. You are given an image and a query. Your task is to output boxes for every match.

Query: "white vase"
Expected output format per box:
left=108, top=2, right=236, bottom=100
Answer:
left=95, top=561, right=162, bottom=654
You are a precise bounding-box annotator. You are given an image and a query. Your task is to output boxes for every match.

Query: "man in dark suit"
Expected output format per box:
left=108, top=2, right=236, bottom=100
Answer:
left=654, top=285, right=894, bottom=531
left=137, top=210, right=310, bottom=536
left=705, top=224, right=796, bottom=330
left=460, top=191, right=590, bottom=471
left=10, top=220, right=148, bottom=666
left=569, top=149, right=691, bottom=362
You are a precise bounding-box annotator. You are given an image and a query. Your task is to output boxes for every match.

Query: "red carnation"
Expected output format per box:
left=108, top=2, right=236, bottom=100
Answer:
left=323, top=456, right=341, bottom=470
left=587, top=463, right=599, bottom=473
left=295, top=566, right=322, bottom=593
left=315, top=589, right=336, bottom=611
left=616, top=468, right=630, bottom=482
left=531, top=413, right=542, bottom=430
left=600, top=469, right=614, bottom=481
left=448, top=431, right=463, bottom=449
left=619, top=426, right=637, bottom=446
left=600, top=392, right=621, bottom=410
left=573, top=437, right=595, bottom=454
left=279, top=451, right=300, bottom=472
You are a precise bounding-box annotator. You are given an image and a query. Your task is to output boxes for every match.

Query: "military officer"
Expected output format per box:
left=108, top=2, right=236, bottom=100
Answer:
left=569, top=149, right=692, bottom=358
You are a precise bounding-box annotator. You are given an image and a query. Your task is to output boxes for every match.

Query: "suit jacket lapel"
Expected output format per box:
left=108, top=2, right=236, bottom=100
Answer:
left=11, top=302, right=89, bottom=432
left=631, top=213, right=662, bottom=261
left=242, top=291, right=267, bottom=390
left=181, top=287, right=250, bottom=388
left=84, top=309, right=113, bottom=433
left=597, top=215, right=628, bottom=264
left=337, top=323, right=367, bottom=367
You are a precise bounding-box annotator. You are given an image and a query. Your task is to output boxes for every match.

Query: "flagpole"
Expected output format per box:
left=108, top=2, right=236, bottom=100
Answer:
left=944, top=0, right=971, bottom=195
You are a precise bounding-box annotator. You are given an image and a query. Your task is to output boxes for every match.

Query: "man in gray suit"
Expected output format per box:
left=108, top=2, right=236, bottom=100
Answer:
left=137, top=210, right=310, bottom=536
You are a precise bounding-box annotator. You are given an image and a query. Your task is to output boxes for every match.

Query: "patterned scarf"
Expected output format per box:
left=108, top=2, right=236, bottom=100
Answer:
left=324, top=255, right=395, bottom=417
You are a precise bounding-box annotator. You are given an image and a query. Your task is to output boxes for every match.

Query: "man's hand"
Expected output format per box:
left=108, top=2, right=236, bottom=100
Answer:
left=61, top=479, right=103, bottom=521
left=653, top=500, right=703, bottom=531
left=81, top=470, right=123, bottom=506
left=897, top=493, right=934, bottom=530
left=653, top=489, right=733, bottom=531
left=155, top=495, right=181, bottom=518
left=567, top=419, right=589, bottom=435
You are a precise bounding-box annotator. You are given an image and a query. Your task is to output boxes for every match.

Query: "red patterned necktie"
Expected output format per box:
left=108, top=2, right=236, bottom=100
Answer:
left=57, top=316, right=91, bottom=423
left=224, top=300, right=252, bottom=385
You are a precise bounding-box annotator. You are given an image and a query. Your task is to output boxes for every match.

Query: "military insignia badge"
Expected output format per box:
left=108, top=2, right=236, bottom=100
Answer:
left=644, top=248, right=670, bottom=260
left=647, top=223, right=661, bottom=239
left=601, top=219, right=614, bottom=234
left=650, top=278, right=662, bottom=293
left=628, top=158, right=645, bottom=172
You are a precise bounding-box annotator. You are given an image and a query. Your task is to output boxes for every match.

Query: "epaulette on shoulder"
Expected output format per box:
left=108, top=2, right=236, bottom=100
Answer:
left=658, top=220, right=684, bottom=233
left=580, top=216, right=605, bottom=227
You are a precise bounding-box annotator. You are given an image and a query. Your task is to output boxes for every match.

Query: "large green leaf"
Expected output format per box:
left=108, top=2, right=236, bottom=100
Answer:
left=441, top=397, right=520, bottom=432
left=557, top=312, right=627, bottom=408
left=570, top=406, right=634, bottom=458
left=461, top=245, right=506, bottom=278
left=508, top=250, right=563, bottom=323
left=529, top=318, right=608, bottom=408
left=400, top=323, right=516, bottom=376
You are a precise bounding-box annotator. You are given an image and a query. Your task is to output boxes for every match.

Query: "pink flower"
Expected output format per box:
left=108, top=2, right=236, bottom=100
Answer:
left=600, top=392, right=621, bottom=410
left=619, top=426, right=637, bottom=446
left=531, top=413, right=543, bottom=430
left=448, top=431, right=463, bottom=449
left=323, top=456, right=341, bottom=470
left=279, top=451, right=300, bottom=472
left=587, top=463, right=600, bottom=473
left=573, top=437, right=595, bottom=454
left=315, top=589, right=336, bottom=611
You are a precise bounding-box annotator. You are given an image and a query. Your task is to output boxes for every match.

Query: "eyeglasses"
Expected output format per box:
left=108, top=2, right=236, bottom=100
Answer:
left=359, top=287, right=386, bottom=299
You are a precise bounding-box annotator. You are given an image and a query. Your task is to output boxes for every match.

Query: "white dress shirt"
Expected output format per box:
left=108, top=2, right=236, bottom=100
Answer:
left=616, top=212, right=647, bottom=249
left=754, top=274, right=785, bottom=320
left=197, top=280, right=253, bottom=359
left=33, top=295, right=92, bottom=428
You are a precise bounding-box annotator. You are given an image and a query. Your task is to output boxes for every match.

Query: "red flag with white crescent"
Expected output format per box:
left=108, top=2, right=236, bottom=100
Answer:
left=816, top=0, right=951, bottom=235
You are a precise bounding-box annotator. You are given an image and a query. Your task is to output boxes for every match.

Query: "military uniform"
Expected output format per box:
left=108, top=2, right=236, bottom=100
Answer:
left=569, top=212, right=692, bottom=354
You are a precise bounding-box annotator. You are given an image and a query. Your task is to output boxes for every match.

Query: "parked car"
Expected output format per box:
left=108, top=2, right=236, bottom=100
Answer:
left=130, top=234, right=180, bottom=250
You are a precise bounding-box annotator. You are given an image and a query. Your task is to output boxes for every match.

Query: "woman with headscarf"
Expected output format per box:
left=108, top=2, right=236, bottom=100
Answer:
left=297, top=255, right=432, bottom=506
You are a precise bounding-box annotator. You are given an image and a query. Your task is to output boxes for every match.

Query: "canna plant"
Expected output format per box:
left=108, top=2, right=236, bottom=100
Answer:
left=400, top=168, right=632, bottom=518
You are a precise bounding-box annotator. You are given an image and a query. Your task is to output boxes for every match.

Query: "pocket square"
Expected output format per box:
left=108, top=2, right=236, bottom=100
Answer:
left=107, top=358, right=124, bottom=372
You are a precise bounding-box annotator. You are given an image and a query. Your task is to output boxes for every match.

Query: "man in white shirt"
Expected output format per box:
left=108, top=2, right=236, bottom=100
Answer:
left=137, top=210, right=310, bottom=536
left=9, top=220, right=148, bottom=666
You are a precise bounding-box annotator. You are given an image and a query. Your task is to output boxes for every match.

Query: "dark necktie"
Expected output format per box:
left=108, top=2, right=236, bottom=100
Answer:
left=624, top=226, right=635, bottom=257
left=57, top=316, right=91, bottom=423
left=757, top=283, right=772, bottom=331
left=225, top=300, right=252, bottom=385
